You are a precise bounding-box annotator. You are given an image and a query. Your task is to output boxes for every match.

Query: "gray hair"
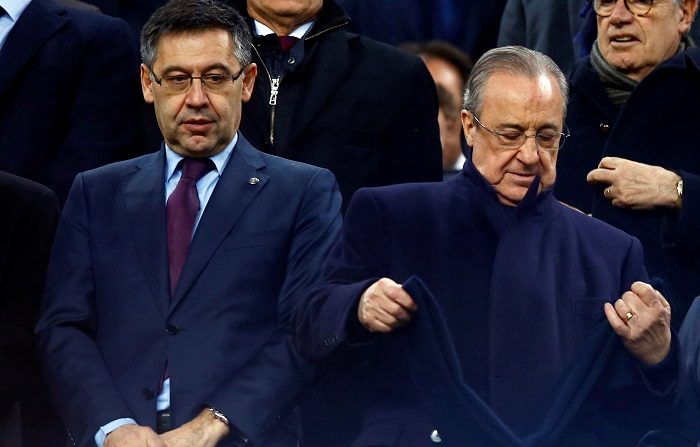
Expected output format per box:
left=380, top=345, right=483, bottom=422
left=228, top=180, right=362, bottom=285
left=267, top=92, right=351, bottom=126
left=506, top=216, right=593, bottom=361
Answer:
left=140, top=0, right=252, bottom=69
left=462, top=46, right=569, bottom=118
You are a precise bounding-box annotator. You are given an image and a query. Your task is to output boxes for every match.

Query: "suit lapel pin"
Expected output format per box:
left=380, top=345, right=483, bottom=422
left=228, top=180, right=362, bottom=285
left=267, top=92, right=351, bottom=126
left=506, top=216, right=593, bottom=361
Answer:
left=248, top=177, right=260, bottom=185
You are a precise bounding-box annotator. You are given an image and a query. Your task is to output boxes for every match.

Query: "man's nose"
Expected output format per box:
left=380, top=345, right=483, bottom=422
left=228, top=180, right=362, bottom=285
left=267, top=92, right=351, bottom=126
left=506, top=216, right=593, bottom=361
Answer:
left=185, top=78, right=209, bottom=107
left=517, top=135, right=541, bottom=165
left=610, top=0, right=634, bottom=23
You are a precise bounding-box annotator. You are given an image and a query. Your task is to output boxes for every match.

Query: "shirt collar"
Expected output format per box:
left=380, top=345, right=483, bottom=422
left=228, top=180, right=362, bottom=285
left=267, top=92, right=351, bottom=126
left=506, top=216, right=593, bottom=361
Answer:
left=0, top=0, right=31, bottom=22
left=253, top=19, right=313, bottom=39
left=165, top=132, right=238, bottom=182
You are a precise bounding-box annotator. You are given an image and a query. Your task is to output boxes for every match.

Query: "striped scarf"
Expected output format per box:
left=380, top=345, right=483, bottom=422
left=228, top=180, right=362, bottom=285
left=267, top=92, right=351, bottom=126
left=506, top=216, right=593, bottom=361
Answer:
left=590, top=38, right=690, bottom=107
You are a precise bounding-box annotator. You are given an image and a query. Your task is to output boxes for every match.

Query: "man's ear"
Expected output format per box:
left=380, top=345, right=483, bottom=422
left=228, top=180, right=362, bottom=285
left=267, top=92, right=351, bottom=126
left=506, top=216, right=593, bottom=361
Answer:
left=141, top=64, right=155, bottom=104
left=678, top=0, right=698, bottom=34
left=241, top=63, right=257, bottom=103
left=461, top=110, right=476, bottom=147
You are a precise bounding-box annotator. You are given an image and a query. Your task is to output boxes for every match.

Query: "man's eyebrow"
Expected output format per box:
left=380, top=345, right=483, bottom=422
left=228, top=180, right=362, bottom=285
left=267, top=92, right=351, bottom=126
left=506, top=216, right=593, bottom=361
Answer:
left=157, top=63, right=235, bottom=75
left=496, top=121, right=561, bottom=132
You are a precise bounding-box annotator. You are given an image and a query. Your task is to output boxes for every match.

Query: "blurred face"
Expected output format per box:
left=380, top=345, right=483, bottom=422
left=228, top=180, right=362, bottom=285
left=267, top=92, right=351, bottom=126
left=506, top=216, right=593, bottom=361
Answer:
left=141, top=29, right=257, bottom=158
left=462, top=72, right=564, bottom=207
left=247, top=0, right=323, bottom=31
left=597, top=0, right=695, bottom=81
left=423, top=56, right=466, bottom=169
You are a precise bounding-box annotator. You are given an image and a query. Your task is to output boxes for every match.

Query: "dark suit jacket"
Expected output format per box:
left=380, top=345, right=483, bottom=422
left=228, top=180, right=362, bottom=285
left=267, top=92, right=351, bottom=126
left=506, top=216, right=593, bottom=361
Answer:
left=35, top=135, right=343, bottom=447
left=293, top=160, right=677, bottom=446
left=555, top=49, right=700, bottom=329
left=0, top=171, right=63, bottom=446
left=0, top=0, right=148, bottom=203
left=231, top=0, right=443, bottom=209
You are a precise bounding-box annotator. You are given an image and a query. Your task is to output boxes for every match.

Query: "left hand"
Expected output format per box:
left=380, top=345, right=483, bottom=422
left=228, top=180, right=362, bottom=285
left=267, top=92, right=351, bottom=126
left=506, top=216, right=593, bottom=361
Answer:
left=604, top=281, right=672, bottom=366
left=161, top=409, right=229, bottom=447
left=587, top=157, right=680, bottom=210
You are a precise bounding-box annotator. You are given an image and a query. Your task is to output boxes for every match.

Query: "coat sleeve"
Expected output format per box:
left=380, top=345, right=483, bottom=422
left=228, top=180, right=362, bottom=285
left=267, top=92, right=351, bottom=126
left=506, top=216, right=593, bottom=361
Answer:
left=206, top=168, right=344, bottom=445
left=35, top=174, right=137, bottom=447
left=291, top=187, right=392, bottom=363
left=661, top=170, right=700, bottom=254
left=0, top=182, right=59, bottom=400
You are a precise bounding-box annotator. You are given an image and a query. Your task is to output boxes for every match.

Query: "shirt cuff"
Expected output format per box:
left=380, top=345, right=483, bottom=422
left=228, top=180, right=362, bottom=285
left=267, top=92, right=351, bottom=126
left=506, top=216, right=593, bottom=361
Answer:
left=95, top=418, right=138, bottom=447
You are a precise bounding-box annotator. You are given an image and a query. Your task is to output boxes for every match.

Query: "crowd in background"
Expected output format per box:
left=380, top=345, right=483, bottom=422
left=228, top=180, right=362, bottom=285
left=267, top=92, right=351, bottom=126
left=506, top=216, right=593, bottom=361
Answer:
left=1, top=0, right=699, bottom=446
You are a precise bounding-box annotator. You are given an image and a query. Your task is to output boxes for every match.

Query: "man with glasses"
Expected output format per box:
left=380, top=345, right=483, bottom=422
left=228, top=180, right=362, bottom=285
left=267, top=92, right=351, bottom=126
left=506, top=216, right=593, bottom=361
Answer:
left=555, top=0, right=700, bottom=328
left=35, top=1, right=342, bottom=446
left=293, top=46, right=677, bottom=446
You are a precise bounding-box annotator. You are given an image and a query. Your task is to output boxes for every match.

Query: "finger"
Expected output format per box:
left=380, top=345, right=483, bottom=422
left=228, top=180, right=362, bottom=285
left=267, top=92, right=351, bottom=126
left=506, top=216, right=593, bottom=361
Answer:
left=375, top=301, right=413, bottom=325
left=604, top=302, right=630, bottom=337
left=598, top=156, right=623, bottom=169
left=615, top=296, right=639, bottom=322
left=630, top=281, right=665, bottom=308
left=586, top=168, right=614, bottom=185
left=390, top=288, right=417, bottom=312
left=382, top=299, right=414, bottom=323
left=366, top=318, right=397, bottom=333
left=603, top=185, right=613, bottom=199
left=379, top=280, right=417, bottom=312
left=362, top=298, right=408, bottom=327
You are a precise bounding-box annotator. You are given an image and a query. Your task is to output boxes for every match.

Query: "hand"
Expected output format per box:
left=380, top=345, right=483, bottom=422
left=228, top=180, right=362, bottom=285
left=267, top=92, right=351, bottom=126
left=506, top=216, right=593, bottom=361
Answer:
left=604, top=281, right=672, bottom=365
left=161, top=409, right=229, bottom=447
left=587, top=157, right=681, bottom=210
left=104, top=424, right=165, bottom=447
left=357, top=278, right=417, bottom=333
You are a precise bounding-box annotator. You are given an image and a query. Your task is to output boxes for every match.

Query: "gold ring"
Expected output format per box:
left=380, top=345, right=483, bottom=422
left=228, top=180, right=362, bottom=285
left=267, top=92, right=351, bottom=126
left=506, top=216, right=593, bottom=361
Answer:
left=625, top=311, right=634, bottom=321
left=604, top=187, right=612, bottom=198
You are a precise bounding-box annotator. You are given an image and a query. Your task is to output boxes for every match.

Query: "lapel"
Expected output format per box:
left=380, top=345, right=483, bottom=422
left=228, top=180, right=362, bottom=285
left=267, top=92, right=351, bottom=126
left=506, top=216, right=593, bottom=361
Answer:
left=0, top=0, right=68, bottom=98
left=279, top=30, right=355, bottom=148
left=121, top=150, right=170, bottom=317
left=170, top=134, right=269, bottom=311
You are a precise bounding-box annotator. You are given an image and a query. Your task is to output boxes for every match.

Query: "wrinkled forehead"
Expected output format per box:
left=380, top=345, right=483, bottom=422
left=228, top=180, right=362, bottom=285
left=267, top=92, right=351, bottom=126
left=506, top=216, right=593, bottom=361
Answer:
left=481, top=72, right=563, bottom=115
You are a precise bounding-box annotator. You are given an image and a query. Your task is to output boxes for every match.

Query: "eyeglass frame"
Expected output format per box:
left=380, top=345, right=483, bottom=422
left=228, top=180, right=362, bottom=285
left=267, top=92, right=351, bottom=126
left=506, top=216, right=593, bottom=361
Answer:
left=150, top=67, right=246, bottom=94
left=468, top=112, right=570, bottom=152
left=587, top=0, right=655, bottom=18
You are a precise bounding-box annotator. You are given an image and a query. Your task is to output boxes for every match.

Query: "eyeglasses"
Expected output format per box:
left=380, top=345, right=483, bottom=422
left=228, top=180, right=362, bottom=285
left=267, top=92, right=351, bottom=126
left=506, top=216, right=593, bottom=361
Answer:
left=470, top=113, right=569, bottom=152
left=588, top=0, right=654, bottom=17
left=151, top=68, right=245, bottom=94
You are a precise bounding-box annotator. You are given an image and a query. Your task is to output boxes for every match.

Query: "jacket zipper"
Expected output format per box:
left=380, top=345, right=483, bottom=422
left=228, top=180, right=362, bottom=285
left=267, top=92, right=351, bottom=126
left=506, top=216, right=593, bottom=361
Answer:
left=252, top=44, right=284, bottom=147
left=250, top=20, right=348, bottom=148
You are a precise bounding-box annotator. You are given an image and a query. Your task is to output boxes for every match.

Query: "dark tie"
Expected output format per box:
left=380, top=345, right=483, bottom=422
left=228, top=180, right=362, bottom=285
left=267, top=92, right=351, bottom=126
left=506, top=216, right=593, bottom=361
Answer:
left=278, top=35, right=299, bottom=52
left=166, top=158, right=214, bottom=295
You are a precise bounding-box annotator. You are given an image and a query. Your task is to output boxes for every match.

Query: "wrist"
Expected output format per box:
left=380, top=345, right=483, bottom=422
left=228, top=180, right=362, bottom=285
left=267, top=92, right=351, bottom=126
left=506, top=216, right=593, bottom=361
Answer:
left=191, top=408, right=229, bottom=441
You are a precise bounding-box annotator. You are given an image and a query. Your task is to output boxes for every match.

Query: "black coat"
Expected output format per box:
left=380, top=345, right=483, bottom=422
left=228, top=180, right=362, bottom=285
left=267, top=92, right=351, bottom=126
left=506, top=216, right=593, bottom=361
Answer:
left=0, top=0, right=148, bottom=203
left=232, top=0, right=443, bottom=208
left=0, top=171, right=62, bottom=447
left=555, top=49, right=700, bottom=328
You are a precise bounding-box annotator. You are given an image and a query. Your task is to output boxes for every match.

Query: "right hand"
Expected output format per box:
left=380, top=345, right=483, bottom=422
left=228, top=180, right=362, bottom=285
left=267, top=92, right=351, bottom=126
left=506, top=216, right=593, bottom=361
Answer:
left=357, top=278, right=417, bottom=333
left=104, top=424, right=165, bottom=447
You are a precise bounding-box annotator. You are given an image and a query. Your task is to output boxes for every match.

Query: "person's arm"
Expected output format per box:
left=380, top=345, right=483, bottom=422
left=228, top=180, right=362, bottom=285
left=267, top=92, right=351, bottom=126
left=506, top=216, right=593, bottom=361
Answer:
left=35, top=175, right=146, bottom=447
left=0, top=183, right=59, bottom=400
left=167, top=169, right=343, bottom=446
left=292, top=187, right=400, bottom=363
left=661, top=170, right=700, bottom=253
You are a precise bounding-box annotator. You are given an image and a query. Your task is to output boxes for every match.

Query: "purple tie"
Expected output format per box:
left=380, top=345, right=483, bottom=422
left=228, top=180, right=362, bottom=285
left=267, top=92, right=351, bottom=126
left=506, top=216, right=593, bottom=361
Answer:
left=278, top=35, right=299, bottom=52
left=166, top=158, right=214, bottom=295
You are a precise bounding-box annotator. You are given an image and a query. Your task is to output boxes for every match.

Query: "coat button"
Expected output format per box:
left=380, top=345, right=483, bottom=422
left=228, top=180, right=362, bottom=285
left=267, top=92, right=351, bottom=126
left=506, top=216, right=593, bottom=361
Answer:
left=599, top=123, right=611, bottom=134
left=288, top=56, right=296, bottom=64
left=165, top=324, right=179, bottom=335
left=430, top=429, right=442, bottom=443
left=143, top=387, right=154, bottom=400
